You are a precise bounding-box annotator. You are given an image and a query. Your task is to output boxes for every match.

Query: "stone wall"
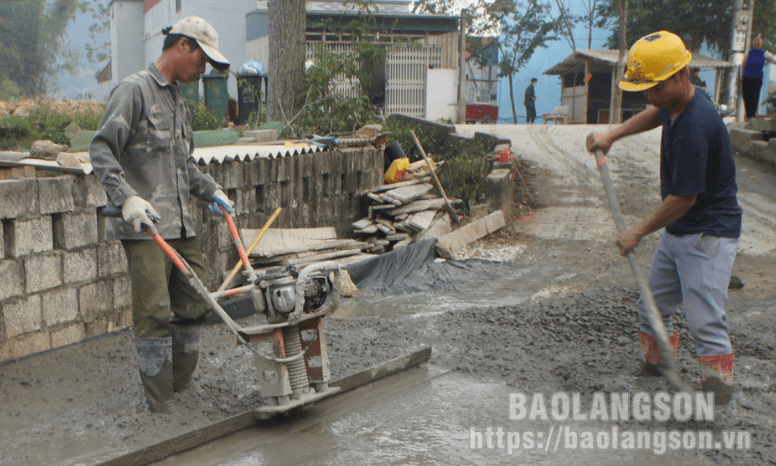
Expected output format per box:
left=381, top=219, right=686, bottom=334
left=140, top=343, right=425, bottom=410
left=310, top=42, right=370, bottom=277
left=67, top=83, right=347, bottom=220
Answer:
left=0, top=145, right=381, bottom=362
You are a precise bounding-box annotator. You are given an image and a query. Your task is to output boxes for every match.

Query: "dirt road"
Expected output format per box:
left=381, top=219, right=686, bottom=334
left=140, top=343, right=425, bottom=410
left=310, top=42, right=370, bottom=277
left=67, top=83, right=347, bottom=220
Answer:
left=1, top=124, right=774, bottom=465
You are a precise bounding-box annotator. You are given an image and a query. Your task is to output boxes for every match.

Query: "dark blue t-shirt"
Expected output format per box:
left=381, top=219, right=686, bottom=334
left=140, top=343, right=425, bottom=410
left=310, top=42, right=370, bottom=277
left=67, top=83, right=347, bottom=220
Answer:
left=658, top=88, right=742, bottom=238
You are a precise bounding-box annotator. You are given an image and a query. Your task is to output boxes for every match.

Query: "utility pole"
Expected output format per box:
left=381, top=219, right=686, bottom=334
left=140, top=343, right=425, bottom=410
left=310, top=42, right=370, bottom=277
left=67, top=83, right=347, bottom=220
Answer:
left=729, top=0, right=755, bottom=121
left=457, top=10, right=468, bottom=124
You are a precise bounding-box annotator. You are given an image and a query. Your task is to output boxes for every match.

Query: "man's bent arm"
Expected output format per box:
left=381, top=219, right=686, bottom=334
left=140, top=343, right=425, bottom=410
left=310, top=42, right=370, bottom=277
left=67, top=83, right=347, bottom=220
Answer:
left=617, top=194, right=696, bottom=255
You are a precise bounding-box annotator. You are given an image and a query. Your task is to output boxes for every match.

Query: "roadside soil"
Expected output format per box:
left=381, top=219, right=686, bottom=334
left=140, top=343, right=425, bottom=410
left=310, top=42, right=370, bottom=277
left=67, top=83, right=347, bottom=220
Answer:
left=1, top=124, right=774, bottom=465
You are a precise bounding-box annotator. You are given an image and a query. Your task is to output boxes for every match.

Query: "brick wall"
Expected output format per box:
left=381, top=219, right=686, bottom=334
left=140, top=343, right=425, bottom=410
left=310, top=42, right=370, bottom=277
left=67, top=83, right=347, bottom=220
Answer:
left=0, top=145, right=381, bottom=362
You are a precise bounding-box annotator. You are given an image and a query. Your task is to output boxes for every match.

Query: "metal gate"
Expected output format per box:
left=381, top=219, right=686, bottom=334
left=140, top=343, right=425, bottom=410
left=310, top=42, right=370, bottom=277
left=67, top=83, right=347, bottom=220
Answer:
left=385, top=44, right=443, bottom=117
left=305, top=42, right=361, bottom=99
left=306, top=42, right=444, bottom=118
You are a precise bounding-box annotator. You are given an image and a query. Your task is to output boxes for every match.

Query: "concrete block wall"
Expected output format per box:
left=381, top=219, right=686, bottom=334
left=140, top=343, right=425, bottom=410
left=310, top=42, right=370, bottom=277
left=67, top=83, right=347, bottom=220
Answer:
left=0, top=145, right=381, bottom=363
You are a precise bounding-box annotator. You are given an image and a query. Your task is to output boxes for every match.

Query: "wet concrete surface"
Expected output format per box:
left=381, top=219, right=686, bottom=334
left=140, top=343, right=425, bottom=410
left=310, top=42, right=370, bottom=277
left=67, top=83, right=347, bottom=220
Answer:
left=2, top=124, right=774, bottom=465
left=154, top=368, right=716, bottom=466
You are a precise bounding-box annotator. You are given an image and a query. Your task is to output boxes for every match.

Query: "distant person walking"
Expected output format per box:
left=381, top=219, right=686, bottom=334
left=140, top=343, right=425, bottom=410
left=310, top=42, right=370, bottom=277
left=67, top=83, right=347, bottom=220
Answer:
left=742, top=33, right=776, bottom=120
left=524, top=78, right=538, bottom=124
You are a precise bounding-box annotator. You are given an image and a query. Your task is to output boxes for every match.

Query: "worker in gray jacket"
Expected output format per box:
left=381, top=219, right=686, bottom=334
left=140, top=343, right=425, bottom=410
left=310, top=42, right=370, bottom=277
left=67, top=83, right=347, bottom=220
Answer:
left=90, top=16, right=233, bottom=414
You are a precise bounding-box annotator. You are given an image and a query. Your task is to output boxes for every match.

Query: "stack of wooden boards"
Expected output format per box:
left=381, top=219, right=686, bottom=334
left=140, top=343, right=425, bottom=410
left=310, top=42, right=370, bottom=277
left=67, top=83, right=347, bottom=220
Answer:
left=240, top=227, right=374, bottom=271
left=351, top=178, right=458, bottom=253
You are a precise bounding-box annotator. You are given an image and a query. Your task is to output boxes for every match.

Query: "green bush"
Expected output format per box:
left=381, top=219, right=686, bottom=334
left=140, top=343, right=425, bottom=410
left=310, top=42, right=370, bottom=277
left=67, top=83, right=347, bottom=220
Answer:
left=189, top=103, right=224, bottom=131
left=0, top=103, right=104, bottom=150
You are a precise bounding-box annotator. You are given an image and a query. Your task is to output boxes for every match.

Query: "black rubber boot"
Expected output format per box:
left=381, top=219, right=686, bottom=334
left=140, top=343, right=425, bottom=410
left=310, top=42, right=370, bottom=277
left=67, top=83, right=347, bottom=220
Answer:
left=171, top=324, right=200, bottom=393
left=135, top=337, right=178, bottom=414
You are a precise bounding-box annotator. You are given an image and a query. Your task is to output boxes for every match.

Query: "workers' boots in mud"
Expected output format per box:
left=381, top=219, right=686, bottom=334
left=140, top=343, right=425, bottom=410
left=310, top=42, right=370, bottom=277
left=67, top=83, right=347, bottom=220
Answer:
left=639, top=330, right=679, bottom=377
left=699, top=353, right=735, bottom=406
left=135, top=337, right=178, bottom=414
left=171, top=323, right=200, bottom=393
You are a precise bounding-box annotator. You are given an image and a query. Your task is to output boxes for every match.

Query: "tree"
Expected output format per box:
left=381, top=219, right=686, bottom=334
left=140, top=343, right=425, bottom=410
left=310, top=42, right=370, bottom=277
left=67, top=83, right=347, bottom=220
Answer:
left=595, top=0, right=735, bottom=56
left=0, top=0, right=80, bottom=98
left=267, top=0, right=307, bottom=123
left=416, top=0, right=557, bottom=124
left=488, top=0, right=558, bottom=124
left=78, top=0, right=110, bottom=66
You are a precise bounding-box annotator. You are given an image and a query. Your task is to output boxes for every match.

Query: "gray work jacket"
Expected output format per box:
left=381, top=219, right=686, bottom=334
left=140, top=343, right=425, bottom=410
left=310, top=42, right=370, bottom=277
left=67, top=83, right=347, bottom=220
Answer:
left=90, top=64, right=221, bottom=240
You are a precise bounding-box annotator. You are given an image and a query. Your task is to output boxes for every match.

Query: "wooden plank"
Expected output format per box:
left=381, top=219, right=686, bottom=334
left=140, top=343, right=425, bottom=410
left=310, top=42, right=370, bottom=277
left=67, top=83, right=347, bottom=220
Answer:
left=406, top=210, right=436, bottom=231
left=436, top=210, right=505, bottom=259
left=375, top=223, right=394, bottom=234
left=385, top=233, right=410, bottom=242
left=246, top=238, right=362, bottom=259
left=367, top=192, right=384, bottom=203
left=283, top=249, right=363, bottom=267
left=241, top=227, right=337, bottom=253
left=365, top=178, right=423, bottom=194
left=414, top=213, right=452, bottom=243
left=384, top=198, right=446, bottom=216
left=354, top=225, right=379, bottom=235
left=382, top=183, right=433, bottom=204
left=351, top=218, right=374, bottom=230
left=394, top=220, right=411, bottom=232
left=378, top=194, right=402, bottom=206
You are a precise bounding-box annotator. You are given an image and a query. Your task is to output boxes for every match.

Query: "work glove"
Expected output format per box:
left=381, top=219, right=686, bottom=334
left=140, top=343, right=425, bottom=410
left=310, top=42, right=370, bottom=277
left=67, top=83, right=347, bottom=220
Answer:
left=121, top=195, right=161, bottom=233
left=208, top=189, right=234, bottom=217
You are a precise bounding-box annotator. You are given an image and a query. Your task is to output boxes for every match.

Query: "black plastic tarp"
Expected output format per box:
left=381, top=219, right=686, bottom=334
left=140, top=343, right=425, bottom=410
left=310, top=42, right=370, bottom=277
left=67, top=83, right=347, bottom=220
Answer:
left=345, top=239, right=500, bottom=297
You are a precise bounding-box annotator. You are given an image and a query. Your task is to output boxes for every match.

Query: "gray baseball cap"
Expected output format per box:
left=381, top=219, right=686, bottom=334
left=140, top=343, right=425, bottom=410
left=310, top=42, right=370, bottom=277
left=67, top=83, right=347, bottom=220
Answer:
left=168, top=16, right=230, bottom=71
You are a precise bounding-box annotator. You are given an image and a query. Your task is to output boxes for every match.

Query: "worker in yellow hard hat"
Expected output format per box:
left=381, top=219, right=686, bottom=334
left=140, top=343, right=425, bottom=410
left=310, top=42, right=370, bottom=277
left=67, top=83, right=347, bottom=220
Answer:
left=586, top=31, right=742, bottom=407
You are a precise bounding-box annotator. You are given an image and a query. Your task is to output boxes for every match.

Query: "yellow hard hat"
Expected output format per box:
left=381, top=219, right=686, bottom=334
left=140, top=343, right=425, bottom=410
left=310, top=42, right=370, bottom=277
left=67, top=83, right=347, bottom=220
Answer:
left=620, top=31, right=692, bottom=92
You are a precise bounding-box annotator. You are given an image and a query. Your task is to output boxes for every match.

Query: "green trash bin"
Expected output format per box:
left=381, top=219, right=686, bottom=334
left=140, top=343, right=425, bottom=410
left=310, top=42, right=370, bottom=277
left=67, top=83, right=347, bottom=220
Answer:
left=202, top=70, right=229, bottom=122
left=178, top=80, right=199, bottom=106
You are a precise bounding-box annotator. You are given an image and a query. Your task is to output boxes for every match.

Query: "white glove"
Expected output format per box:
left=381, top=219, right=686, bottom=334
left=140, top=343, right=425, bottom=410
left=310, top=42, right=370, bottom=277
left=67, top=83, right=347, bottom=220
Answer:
left=208, top=189, right=234, bottom=216
left=122, top=195, right=161, bottom=233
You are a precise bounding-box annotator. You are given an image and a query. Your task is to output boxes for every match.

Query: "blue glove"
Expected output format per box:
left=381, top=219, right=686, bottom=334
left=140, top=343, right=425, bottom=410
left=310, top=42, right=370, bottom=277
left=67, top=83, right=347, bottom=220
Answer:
left=208, top=190, right=234, bottom=216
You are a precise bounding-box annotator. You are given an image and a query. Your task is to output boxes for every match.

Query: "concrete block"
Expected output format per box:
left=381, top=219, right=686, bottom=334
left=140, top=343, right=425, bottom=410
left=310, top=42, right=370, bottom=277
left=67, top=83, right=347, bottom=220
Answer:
left=54, top=212, right=98, bottom=250
left=3, top=332, right=49, bottom=360
left=63, top=248, right=98, bottom=284
left=276, top=156, right=290, bottom=182
left=42, top=287, right=78, bottom=326
left=746, top=118, right=776, bottom=132
left=73, top=174, right=108, bottom=208
left=24, top=253, right=63, bottom=293
left=3, top=294, right=42, bottom=338
left=51, top=323, right=86, bottom=349
left=729, top=128, right=763, bottom=155
left=215, top=160, right=243, bottom=190
left=485, top=168, right=513, bottom=218
left=13, top=217, right=54, bottom=257
left=85, top=317, right=110, bottom=338
left=0, top=260, right=24, bottom=301
left=236, top=187, right=257, bottom=216
left=97, top=242, right=127, bottom=278
left=79, top=281, right=113, bottom=323
left=113, top=275, right=131, bottom=310
left=0, top=179, right=37, bottom=219
left=749, top=140, right=776, bottom=165
left=7, top=216, right=53, bottom=258
left=38, top=176, right=75, bottom=215
left=247, top=157, right=270, bottom=186
left=242, top=129, right=278, bottom=143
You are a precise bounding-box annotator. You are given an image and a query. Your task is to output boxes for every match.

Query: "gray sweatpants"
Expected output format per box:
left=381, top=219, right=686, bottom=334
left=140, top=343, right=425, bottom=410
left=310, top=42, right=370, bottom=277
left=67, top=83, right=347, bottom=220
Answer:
left=638, top=230, right=739, bottom=357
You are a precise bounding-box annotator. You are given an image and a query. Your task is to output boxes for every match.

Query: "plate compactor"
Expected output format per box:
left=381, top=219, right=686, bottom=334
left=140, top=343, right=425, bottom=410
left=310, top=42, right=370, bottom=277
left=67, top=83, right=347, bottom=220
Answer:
left=122, top=206, right=343, bottom=419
